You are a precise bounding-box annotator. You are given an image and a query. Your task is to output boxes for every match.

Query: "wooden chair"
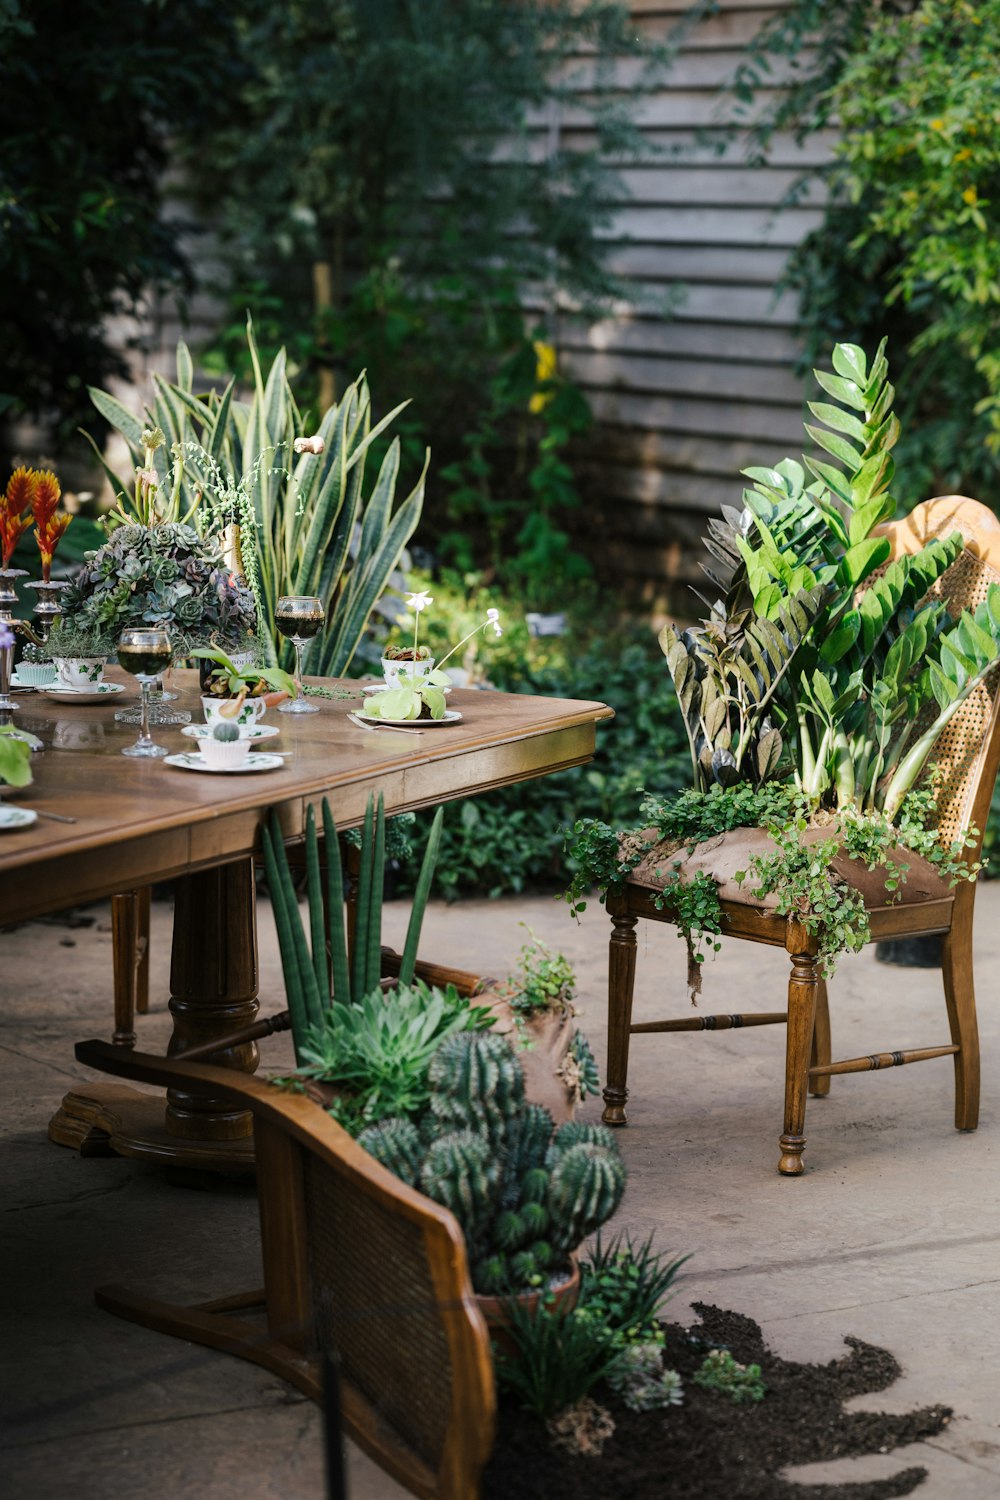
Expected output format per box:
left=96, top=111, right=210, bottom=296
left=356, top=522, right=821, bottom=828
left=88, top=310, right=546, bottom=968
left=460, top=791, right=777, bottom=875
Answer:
left=75, top=1038, right=496, bottom=1500
left=602, top=496, right=1000, bottom=1175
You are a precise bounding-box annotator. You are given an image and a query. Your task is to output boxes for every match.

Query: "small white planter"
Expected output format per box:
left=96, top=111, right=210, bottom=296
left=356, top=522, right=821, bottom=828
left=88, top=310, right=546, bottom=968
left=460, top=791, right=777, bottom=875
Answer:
left=53, top=655, right=107, bottom=688
left=198, top=737, right=252, bottom=769
left=381, top=655, right=435, bottom=689
left=15, top=661, right=57, bottom=686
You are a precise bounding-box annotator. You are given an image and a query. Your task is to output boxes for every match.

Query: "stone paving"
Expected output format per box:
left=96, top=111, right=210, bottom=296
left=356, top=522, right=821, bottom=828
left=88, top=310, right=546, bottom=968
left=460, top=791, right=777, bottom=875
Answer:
left=3, top=884, right=1000, bottom=1498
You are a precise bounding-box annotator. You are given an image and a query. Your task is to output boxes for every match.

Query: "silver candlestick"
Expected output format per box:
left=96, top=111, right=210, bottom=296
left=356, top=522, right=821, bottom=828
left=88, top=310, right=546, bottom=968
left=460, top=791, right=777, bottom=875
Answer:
left=0, top=569, right=67, bottom=718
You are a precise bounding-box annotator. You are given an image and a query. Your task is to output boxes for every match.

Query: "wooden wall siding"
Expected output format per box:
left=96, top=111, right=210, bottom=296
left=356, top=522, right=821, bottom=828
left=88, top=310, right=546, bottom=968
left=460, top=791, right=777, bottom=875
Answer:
left=550, top=1, right=831, bottom=609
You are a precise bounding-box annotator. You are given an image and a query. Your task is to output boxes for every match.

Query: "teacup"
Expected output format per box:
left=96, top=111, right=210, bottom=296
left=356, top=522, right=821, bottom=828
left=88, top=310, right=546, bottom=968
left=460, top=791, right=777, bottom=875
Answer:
left=201, top=695, right=266, bottom=728
left=54, top=656, right=106, bottom=689
left=381, top=655, right=435, bottom=689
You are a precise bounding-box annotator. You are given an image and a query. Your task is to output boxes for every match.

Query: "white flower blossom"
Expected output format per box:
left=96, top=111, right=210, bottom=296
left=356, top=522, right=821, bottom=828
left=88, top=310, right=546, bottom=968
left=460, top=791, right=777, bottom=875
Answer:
left=405, top=590, right=434, bottom=612
left=486, top=607, right=502, bottom=638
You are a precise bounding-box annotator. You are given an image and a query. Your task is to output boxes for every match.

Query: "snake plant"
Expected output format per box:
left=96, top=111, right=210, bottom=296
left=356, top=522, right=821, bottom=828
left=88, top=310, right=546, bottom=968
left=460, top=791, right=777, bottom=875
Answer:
left=85, top=318, right=425, bottom=677
left=262, top=794, right=444, bottom=1065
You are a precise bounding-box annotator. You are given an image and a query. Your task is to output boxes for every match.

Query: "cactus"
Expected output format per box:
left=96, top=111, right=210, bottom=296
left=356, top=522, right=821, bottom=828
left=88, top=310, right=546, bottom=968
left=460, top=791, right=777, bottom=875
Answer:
left=356, top=1117, right=423, bottom=1187
left=356, top=1023, right=627, bottom=1296
left=548, top=1143, right=627, bottom=1252
left=211, top=720, right=240, bottom=742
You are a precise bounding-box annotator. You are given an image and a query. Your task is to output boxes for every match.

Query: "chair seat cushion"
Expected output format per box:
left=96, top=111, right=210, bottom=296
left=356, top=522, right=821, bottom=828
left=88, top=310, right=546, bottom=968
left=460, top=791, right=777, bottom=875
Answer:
left=627, top=824, right=955, bottom=913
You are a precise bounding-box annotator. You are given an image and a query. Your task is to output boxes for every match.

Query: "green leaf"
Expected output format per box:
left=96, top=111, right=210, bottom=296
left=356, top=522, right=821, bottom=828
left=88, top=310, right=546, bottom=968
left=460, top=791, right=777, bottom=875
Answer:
left=831, top=343, right=868, bottom=385
left=808, top=401, right=868, bottom=444
left=835, top=537, right=891, bottom=588
left=813, top=369, right=868, bottom=411
left=805, top=422, right=861, bottom=470
left=87, top=386, right=144, bottom=450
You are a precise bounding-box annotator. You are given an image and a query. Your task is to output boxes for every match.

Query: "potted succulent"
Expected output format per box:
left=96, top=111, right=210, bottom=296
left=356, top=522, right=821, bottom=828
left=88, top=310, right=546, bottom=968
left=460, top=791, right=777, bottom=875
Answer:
left=262, top=794, right=623, bottom=1309
left=191, top=646, right=296, bottom=725
left=364, top=590, right=502, bottom=723
left=197, top=720, right=253, bottom=769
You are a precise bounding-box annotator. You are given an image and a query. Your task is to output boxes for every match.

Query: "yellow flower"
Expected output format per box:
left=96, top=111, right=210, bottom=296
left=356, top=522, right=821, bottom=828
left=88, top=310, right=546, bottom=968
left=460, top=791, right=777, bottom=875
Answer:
left=954, top=148, right=973, bottom=163
left=963, top=186, right=979, bottom=205
left=930, top=118, right=946, bottom=132
left=529, top=340, right=557, bottom=414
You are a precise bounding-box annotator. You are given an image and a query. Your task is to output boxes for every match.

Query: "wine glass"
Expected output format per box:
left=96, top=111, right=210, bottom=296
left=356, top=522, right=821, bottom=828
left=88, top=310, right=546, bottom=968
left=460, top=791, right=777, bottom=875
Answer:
left=117, top=627, right=173, bottom=757
left=275, top=595, right=324, bottom=714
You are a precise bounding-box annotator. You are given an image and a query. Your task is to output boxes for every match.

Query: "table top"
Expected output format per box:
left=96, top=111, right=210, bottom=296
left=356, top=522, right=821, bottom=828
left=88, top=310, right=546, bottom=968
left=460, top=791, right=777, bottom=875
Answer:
left=0, top=670, right=612, bottom=921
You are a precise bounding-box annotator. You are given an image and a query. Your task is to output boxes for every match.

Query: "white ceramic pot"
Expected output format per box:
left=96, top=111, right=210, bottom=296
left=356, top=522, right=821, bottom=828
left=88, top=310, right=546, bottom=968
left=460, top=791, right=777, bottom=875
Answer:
left=53, top=656, right=106, bottom=688
left=201, top=695, right=267, bottom=728
left=381, top=655, right=435, bottom=689
left=198, top=736, right=253, bottom=769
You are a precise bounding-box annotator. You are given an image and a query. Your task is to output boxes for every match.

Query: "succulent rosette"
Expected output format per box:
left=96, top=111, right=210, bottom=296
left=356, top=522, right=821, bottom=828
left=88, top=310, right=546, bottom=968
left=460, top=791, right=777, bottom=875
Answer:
left=60, top=522, right=257, bottom=656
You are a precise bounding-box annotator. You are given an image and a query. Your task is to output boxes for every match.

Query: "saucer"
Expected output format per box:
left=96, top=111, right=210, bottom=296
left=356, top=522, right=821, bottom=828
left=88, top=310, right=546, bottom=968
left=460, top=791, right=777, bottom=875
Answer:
left=164, top=751, right=285, bottom=775
left=0, top=805, right=38, bottom=831
left=181, top=723, right=280, bottom=742
left=43, top=682, right=126, bottom=704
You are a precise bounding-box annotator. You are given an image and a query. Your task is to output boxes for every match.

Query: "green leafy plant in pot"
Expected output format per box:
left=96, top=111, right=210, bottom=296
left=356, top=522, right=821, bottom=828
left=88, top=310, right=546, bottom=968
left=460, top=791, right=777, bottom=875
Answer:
left=566, top=338, right=996, bottom=987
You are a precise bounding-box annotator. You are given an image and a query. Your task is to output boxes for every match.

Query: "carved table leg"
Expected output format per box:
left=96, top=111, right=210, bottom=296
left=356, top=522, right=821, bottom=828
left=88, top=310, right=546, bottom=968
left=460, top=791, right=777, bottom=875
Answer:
left=50, top=859, right=260, bottom=1170
left=779, top=928, right=819, bottom=1176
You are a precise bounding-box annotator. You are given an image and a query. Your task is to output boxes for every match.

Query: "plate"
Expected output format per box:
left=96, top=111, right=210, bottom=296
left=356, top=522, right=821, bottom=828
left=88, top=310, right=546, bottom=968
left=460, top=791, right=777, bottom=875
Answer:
left=358, top=708, right=463, bottom=728
left=164, top=752, right=285, bottom=775
left=43, top=682, right=126, bottom=703
left=0, top=805, right=38, bottom=831
left=181, top=723, right=280, bottom=742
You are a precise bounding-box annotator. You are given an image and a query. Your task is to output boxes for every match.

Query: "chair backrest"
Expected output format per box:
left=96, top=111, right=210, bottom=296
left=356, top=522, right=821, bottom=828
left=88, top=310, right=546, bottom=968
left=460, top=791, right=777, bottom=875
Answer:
left=76, top=1040, right=496, bottom=1500
left=877, top=495, right=1000, bottom=854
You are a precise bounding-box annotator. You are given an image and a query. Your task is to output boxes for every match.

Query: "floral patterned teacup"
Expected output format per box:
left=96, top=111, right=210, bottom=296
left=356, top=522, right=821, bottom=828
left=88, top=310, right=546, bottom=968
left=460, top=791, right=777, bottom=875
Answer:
left=53, top=656, right=106, bottom=688
left=201, top=695, right=267, bottom=728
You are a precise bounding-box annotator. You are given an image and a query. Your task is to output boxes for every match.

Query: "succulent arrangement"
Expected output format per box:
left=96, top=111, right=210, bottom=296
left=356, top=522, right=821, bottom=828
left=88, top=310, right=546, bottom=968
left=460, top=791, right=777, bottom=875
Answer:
left=358, top=1033, right=626, bottom=1295
left=60, top=522, right=257, bottom=658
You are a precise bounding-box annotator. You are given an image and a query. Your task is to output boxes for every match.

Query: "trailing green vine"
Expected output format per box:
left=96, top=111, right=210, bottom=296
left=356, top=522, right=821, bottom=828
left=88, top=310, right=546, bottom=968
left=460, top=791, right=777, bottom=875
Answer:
left=565, top=780, right=979, bottom=1000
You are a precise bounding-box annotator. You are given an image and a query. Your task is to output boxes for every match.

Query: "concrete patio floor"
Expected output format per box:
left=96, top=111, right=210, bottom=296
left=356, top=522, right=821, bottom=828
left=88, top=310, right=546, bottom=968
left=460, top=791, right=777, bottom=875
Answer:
left=3, top=880, right=1000, bottom=1498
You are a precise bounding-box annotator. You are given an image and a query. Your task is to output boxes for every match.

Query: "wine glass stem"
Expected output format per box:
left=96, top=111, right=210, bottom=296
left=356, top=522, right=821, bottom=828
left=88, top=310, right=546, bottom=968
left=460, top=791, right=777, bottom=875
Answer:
left=294, top=639, right=306, bottom=702
left=138, top=681, right=153, bottom=746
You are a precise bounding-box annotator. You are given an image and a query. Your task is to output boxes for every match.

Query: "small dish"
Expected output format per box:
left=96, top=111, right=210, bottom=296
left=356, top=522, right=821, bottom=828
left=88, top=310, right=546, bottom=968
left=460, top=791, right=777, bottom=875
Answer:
left=0, top=805, right=38, bottom=832
left=43, top=682, right=126, bottom=704
left=163, top=751, right=285, bottom=775
left=181, top=722, right=280, bottom=742
left=358, top=708, right=463, bottom=729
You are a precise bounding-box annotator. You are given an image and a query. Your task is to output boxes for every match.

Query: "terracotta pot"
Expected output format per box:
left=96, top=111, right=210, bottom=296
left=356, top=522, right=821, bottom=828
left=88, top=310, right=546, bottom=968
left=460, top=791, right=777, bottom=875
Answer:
left=476, top=1256, right=580, bottom=1355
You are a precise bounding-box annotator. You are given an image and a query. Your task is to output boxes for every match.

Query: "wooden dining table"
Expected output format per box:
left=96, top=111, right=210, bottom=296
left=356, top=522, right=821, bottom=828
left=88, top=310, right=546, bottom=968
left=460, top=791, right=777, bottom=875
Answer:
left=0, top=668, right=612, bottom=1170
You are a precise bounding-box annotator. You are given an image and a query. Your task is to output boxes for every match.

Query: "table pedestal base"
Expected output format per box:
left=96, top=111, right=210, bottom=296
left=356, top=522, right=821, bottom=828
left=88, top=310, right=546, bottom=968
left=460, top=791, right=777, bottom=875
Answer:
left=48, top=1082, right=256, bottom=1173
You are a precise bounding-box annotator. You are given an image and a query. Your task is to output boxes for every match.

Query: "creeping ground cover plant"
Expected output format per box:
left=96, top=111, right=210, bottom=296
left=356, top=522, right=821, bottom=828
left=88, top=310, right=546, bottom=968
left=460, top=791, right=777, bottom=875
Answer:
left=566, top=339, right=994, bottom=991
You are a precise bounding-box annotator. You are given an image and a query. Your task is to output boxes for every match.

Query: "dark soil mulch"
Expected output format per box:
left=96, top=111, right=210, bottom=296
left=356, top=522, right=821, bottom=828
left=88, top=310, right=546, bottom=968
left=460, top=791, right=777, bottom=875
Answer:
left=482, top=1303, right=951, bottom=1500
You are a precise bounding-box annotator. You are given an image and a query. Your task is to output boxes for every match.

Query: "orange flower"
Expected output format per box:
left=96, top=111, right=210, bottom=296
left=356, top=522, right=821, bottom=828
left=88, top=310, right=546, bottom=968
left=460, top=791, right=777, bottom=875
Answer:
left=31, top=469, right=72, bottom=582
left=0, top=467, right=37, bottom=569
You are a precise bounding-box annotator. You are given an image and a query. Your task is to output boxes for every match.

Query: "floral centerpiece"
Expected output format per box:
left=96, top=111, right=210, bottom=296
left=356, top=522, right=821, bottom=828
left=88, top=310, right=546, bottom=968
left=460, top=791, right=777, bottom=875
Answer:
left=55, top=521, right=257, bottom=662
left=364, top=590, right=502, bottom=722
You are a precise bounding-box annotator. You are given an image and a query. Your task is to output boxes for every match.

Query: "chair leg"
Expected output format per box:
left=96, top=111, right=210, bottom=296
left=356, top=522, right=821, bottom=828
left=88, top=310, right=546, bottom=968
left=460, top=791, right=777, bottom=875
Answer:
left=808, top=976, right=831, bottom=1098
left=941, top=897, right=980, bottom=1131
left=602, top=908, right=638, bottom=1127
left=134, top=885, right=151, bottom=1015
left=779, top=935, right=820, bottom=1175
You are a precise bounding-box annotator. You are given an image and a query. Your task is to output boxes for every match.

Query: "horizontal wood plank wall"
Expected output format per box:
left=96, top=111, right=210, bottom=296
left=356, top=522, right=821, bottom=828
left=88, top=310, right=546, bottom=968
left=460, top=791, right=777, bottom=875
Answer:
left=550, top=0, right=830, bottom=612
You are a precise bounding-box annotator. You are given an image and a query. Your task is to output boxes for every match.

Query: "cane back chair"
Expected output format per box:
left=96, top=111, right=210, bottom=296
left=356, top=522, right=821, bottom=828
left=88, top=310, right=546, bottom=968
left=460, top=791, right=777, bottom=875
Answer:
left=602, top=496, right=1000, bottom=1175
left=75, top=1039, right=496, bottom=1500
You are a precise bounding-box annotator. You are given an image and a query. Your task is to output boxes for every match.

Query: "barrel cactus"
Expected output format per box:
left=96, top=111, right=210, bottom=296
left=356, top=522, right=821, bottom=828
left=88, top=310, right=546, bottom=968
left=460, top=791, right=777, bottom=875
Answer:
left=357, top=1029, right=626, bottom=1295
left=211, top=720, right=241, bottom=742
